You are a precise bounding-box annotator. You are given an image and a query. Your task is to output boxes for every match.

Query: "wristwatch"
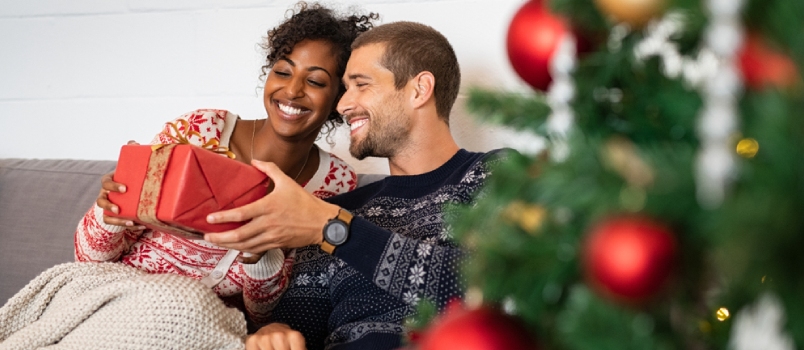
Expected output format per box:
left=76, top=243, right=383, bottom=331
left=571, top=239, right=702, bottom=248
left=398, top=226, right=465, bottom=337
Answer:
left=321, top=208, right=353, bottom=254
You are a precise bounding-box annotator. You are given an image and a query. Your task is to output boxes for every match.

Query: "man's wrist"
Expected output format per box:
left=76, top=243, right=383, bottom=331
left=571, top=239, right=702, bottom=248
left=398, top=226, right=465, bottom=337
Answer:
left=321, top=207, right=353, bottom=254
left=318, top=204, right=341, bottom=244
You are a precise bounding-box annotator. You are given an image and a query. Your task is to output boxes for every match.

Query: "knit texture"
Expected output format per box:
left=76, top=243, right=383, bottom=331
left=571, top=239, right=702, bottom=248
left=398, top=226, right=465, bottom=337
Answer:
left=269, top=149, right=508, bottom=350
left=74, top=109, right=357, bottom=326
left=0, top=262, right=246, bottom=350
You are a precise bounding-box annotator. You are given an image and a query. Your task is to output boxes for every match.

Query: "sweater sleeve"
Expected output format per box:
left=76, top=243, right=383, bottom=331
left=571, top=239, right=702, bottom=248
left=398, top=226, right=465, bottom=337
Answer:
left=333, top=218, right=464, bottom=310
left=76, top=109, right=233, bottom=263
left=74, top=204, right=143, bottom=262
left=239, top=248, right=294, bottom=325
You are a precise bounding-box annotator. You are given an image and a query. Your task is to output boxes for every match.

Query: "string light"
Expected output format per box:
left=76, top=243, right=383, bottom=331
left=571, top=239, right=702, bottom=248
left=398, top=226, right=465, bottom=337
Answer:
left=545, top=34, right=577, bottom=162
left=717, top=307, right=731, bottom=321
left=633, top=0, right=745, bottom=208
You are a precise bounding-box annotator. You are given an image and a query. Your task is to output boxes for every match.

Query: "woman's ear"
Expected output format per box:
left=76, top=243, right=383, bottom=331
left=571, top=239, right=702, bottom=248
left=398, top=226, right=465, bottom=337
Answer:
left=409, top=71, right=435, bottom=110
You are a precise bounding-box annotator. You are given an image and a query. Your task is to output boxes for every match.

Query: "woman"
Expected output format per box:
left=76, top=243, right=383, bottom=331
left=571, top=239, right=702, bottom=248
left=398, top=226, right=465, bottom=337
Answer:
left=74, top=2, right=378, bottom=329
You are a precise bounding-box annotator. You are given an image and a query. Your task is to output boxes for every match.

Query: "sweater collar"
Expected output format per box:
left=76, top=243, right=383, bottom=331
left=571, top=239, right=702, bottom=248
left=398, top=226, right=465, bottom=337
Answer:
left=382, top=149, right=471, bottom=187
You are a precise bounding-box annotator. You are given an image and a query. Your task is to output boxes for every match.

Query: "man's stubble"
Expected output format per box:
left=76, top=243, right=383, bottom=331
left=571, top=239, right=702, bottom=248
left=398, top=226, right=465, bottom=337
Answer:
left=349, top=92, right=411, bottom=160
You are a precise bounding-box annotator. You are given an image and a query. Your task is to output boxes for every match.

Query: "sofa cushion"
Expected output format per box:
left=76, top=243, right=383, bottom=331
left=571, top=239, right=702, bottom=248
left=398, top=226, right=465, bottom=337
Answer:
left=0, top=158, right=386, bottom=305
left=0, top=158, right=116, bottom=304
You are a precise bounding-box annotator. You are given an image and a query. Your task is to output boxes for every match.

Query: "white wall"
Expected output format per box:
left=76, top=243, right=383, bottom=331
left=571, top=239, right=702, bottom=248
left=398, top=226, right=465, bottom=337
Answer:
left=0, top=0, right=539, bottom=175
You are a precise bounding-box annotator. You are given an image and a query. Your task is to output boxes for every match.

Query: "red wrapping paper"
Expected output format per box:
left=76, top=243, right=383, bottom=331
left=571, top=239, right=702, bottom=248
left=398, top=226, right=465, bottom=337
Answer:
left=106, top=144, right=270, bottom=238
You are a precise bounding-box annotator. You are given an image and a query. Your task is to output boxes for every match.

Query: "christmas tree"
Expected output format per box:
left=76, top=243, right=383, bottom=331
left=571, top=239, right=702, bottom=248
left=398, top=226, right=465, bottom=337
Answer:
left=411, top=0, right=804, bottom=349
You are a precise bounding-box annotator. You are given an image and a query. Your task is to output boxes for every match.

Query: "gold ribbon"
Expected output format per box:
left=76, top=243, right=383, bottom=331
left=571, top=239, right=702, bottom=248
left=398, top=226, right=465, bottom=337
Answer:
left=159, top=120, right=236, bottom=159
left=136, top=144, right=200, bottom=237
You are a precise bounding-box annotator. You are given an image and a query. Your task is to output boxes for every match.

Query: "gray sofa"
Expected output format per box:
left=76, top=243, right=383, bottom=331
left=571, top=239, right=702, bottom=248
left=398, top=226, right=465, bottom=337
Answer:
left=0, top=158, right=117, bottom=304
left=0, top=158, right=385, bottom=305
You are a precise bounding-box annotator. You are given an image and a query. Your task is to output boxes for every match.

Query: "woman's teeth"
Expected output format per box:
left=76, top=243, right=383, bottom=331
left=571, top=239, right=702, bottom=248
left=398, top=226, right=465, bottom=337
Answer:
left=278, top=103, right=303, bottom=115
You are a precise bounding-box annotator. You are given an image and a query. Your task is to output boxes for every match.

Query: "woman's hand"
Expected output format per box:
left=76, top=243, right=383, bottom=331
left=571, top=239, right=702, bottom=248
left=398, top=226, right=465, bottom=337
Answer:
left=245, top=323, right=306, bottom=350
left=96, top=140, right=146, bottom=231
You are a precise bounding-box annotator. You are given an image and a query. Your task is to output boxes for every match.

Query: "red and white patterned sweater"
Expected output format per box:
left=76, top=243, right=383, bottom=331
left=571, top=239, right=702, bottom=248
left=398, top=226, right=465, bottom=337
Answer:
left=74, top=109, right=357, bottom=325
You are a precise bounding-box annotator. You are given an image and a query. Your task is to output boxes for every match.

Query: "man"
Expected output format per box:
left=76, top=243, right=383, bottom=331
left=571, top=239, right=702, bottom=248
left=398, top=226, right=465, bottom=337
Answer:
left=205, top=21, right=509, bottom=350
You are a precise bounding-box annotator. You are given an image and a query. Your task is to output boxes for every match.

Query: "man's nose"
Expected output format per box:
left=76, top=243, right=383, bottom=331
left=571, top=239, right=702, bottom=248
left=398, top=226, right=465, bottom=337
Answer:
left=336, top=88, right=354, bottom=116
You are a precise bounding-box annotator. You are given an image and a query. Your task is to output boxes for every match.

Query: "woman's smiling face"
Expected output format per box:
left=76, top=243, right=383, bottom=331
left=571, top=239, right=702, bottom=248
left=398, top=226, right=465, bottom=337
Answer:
left=263, top=39, right=340, bottom=141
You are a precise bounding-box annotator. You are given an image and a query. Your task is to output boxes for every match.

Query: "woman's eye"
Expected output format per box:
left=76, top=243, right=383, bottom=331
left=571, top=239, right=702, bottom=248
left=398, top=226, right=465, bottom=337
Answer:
left=308, top=80, right=326, bottom=87
left=274, top=71, right=290, bottom=77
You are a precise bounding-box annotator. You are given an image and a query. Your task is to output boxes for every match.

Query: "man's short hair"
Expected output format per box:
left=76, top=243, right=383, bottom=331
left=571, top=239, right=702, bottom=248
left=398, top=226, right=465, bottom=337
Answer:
left=352, top=21, right=460, bottom=124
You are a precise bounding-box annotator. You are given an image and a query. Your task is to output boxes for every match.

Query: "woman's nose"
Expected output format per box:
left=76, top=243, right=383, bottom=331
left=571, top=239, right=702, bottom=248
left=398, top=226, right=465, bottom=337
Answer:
left=285, top=76, right=304, bottom=98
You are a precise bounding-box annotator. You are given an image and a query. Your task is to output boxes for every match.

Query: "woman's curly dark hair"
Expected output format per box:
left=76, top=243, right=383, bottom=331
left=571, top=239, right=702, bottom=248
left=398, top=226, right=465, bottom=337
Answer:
left=259, top=2, right=378, bottom=140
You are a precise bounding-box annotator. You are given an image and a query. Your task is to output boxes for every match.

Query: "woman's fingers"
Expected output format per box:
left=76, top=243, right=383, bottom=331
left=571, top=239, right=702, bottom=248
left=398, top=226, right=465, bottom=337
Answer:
left=101, top=172, right=125, bottom=193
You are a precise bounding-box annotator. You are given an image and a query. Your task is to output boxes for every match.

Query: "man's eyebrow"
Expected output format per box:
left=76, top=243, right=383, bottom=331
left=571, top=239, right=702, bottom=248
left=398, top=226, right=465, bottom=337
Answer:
left=343, top=73, right=371, bottom=84
left=280, top=57, right=333, bottom=78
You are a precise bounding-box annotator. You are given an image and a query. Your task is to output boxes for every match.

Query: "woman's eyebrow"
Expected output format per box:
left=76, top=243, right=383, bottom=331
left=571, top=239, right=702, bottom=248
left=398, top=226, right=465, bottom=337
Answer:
left=280, top=57, right=333, bottom=78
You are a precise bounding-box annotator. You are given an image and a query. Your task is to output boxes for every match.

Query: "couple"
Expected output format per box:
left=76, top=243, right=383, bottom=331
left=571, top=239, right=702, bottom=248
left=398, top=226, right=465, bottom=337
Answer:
left=4, top=2, right=507, bottom=350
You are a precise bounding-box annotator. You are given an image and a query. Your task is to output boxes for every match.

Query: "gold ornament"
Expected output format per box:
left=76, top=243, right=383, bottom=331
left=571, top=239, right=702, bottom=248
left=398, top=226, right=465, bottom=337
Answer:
left=502, top=200, right=547, bottom=235
left=716, top=307, right=730, bottom=321
left=602, top=136, right=655, bottom=188
left=594, top=0, right=667, bottom=28
left=736, top=138, right=759, bottom=158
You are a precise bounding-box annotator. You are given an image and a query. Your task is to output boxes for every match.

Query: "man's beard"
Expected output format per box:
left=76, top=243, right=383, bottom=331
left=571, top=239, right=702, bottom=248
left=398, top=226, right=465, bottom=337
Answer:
left=349, top=109, right=409, bottom=160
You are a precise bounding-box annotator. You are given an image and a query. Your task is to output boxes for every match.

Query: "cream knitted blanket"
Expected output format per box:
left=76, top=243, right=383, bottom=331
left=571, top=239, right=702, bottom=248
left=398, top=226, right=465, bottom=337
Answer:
left=0, top=262, right=247, bottom=350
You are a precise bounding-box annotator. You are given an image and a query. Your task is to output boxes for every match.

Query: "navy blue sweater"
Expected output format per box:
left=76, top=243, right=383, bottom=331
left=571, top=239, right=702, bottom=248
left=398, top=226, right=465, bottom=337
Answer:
left=269, top=149, right=506, bottom=350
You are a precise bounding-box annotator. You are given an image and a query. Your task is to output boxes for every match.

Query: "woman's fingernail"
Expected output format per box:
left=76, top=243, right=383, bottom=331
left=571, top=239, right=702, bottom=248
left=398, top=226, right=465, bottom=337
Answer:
left=207, top=215, right=215, bottom=223
left=119, top=185, right=126, bottom=192
left=112, top=206, right=119, bottom=214
left=125, top=221, right=134, bottom=227
left=137, top=226, right=146, bottom=231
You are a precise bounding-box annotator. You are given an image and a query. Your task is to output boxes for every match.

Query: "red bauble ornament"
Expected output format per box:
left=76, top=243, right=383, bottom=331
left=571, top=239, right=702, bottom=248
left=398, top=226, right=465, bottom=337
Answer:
left=506, top=0, right=570, bottom=91
left=582, top=216, right=677, bottom=303
left=418, top=304, right=539, bottom=350
left=739, top=34, right=800, bottom=90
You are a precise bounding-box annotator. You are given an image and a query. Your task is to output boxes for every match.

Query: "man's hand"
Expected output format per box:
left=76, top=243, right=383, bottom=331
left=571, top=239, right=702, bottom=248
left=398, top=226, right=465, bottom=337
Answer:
left=245, top=323, right=306, bottom=350
left=204, top=160, right=340, bottom=255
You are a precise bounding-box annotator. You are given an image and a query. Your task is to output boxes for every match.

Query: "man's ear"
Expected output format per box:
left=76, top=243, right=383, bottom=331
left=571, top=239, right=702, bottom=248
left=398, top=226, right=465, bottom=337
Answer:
left=409, top=71, right=435, bottom=110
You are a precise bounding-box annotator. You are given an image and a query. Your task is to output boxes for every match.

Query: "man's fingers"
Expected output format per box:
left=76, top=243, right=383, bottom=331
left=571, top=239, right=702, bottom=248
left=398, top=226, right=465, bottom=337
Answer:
left=245, top=323, right=305, bottom=350
left=206, top=199, right=262, bottom=225
left=205, top=222, right=280, bottom=252
left=252, top=160, right=291, bottom=187
left=203, top=217, right=262, bottom=245
left=269, top=333, right=290, bottom=350
left=287, top=331, right=306, bottom=350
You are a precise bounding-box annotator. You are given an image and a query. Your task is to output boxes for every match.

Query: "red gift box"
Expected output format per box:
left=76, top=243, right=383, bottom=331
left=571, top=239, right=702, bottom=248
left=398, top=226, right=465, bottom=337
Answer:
left=106, top=144, right=270, bottom=238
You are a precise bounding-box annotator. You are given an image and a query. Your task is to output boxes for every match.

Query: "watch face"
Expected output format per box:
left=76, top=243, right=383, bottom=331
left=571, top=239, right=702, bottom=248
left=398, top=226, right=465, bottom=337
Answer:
left=325, top=221, right=349, bottom=246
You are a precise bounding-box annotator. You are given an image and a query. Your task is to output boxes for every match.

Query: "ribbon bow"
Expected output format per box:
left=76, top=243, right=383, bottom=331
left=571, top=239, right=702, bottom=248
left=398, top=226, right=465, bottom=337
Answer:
left=157, top=120, right=236, bottom=159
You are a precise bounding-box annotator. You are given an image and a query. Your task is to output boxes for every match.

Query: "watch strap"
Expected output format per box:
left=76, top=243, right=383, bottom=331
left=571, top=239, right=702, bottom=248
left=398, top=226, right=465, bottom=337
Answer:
left=321, top=209, right=353, bottom=254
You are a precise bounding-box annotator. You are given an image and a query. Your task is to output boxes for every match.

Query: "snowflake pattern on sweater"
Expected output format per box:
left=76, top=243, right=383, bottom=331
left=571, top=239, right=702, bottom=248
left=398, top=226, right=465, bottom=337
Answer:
left=74, top=109, right=357, bottom=325
left=269, top=149, right=507, bottom=350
